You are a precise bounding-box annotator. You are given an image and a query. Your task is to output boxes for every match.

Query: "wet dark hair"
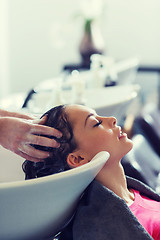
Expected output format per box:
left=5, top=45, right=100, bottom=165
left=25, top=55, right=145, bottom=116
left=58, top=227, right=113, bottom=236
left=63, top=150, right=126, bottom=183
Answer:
left=22, top=105, right=78, bottom=179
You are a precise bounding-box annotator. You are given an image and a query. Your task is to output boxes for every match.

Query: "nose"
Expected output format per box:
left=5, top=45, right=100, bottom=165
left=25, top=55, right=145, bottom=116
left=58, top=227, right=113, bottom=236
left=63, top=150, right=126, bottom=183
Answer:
left=110, top=116, right=117, bottom=127
left=104, top=116, right=117, bottom=127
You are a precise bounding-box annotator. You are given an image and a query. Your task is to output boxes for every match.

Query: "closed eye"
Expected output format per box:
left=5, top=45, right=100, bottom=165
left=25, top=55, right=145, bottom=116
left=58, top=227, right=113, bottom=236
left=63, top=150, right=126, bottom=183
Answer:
left=93, top=120, right=102, bottom=127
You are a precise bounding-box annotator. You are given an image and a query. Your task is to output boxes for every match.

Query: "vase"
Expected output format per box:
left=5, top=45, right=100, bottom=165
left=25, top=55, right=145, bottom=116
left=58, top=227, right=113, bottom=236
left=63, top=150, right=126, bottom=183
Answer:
left=79, top=19, right=105, bottom=68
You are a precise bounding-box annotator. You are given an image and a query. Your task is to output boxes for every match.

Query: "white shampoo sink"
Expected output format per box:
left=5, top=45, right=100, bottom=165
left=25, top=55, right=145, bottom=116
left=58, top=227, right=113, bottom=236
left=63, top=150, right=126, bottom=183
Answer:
left=0, top=150, right=109, bottom=240
left=0, top=84, right=140, bottom=124
left=85, top=84, right=140, bottom=122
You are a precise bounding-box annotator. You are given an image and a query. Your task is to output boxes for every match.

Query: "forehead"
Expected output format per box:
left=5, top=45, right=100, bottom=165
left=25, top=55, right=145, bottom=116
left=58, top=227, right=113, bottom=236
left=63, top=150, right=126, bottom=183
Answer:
left=65, top=105, right=95, bottom=123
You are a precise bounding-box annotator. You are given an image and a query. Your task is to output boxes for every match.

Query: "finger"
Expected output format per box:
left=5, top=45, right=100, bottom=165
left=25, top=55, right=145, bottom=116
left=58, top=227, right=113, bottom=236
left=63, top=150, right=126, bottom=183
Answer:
left=17, top=151, right=45, bottom=162
left=30, top=124, right=62, bottom=138
left=18, top=144, right=51, bottom=160
left=33, top=115, right=47, bottom=125
left=27, top=134, right=60, bottom=148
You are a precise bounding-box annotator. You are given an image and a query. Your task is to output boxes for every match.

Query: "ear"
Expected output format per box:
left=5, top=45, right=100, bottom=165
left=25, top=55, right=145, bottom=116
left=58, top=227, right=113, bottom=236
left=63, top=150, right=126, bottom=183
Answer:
left=67, top=152, right=89, bottom=168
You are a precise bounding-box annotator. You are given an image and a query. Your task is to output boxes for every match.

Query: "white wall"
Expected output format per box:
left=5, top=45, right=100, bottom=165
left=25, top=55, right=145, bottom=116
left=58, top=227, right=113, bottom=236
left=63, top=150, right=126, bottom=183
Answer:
left=0, top=0, right=160, bottom=97
left=104, top=0, right=160, bottom=64
left=0, top=0, right=10, bottom=98
left=8, top=0, right=82, bottom=94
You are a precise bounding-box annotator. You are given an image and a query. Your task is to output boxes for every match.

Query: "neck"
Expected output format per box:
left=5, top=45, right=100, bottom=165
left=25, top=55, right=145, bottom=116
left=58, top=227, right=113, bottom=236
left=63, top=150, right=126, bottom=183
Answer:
left=96, top=161, right=134, bottom=205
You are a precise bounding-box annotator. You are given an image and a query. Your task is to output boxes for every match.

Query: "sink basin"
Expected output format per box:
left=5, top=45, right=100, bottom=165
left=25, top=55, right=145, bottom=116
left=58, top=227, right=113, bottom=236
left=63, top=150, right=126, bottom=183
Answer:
left=0, top=84, right=140, bottom=123
left=60, top=84, right=140, bottom=122
left=85, top=84, right=140, bottom=122
left=0, top=146, right=25, bottom=183
left=0, top=151, right=109, bottom=240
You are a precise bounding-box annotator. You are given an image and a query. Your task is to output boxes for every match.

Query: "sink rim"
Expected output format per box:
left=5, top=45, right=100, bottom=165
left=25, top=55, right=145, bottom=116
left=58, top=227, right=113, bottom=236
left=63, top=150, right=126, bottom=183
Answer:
left=0, top=151, right=109, bottom=189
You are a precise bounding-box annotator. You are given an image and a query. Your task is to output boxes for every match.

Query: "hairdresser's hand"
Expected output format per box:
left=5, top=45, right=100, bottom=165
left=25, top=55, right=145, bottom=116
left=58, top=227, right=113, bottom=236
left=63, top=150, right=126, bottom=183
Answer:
left=0, top=108, right=34, bottom=120
left=0, top=115, right=62, bottom=162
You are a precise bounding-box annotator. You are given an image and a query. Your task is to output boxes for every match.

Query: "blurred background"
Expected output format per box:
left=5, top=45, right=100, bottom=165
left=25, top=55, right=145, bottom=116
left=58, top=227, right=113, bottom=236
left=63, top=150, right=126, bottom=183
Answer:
left=0, top=0, right=160, bottom=97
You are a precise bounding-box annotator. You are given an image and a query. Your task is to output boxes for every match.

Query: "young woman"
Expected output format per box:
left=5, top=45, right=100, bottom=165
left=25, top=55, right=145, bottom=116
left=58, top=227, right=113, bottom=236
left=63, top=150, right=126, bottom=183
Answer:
left=23, top=104, right=160, bottom=240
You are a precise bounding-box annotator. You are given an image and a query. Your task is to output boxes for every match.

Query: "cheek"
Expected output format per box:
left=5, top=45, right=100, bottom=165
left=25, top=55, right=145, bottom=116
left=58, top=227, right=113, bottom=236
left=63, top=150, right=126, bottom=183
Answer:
left=93, top=130, right=113, bottom=147
left=79, top=131, right=112, bottom=157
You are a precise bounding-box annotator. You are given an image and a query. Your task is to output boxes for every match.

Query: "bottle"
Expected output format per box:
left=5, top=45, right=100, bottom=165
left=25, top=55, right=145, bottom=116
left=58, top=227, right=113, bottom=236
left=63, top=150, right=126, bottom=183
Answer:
left=71, top=70, right=86, bottom=105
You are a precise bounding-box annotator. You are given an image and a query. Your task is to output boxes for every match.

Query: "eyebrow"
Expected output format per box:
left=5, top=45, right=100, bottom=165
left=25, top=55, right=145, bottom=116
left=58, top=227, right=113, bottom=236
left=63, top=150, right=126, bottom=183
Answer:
left=84, top=113, right=94, bottom=127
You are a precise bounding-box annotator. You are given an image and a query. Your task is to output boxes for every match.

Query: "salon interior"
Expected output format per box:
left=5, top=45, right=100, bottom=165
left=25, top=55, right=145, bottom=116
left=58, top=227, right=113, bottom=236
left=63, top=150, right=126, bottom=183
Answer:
left=0, top=0, right=160, bottom=239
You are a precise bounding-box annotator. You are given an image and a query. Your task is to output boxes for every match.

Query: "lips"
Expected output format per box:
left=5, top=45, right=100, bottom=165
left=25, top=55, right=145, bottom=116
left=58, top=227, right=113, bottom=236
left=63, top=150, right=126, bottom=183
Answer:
left=118, top=127, right=127, bottom=139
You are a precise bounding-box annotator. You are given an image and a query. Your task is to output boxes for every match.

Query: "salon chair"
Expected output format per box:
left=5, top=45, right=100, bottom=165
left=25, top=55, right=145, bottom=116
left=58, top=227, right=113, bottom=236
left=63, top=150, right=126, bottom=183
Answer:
left=133, top=118, right=160, bottom=157
left=122, top=101, right=160, bottom=193
left=0, top=151, right=109, bottom=240
left=122, top=134, right=160, bottom=192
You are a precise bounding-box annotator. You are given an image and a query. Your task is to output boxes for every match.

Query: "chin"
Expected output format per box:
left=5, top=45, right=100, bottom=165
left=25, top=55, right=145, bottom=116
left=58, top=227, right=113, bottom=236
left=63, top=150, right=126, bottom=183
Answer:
left=125, top=140, right=133, bottom=154
left=118, top=140, right=133, bottom=159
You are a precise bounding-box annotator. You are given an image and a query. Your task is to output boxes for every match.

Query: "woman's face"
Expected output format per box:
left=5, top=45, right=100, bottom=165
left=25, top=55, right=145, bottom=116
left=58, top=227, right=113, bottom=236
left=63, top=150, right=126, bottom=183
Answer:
left=66, top=105, right=133, bottom=163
